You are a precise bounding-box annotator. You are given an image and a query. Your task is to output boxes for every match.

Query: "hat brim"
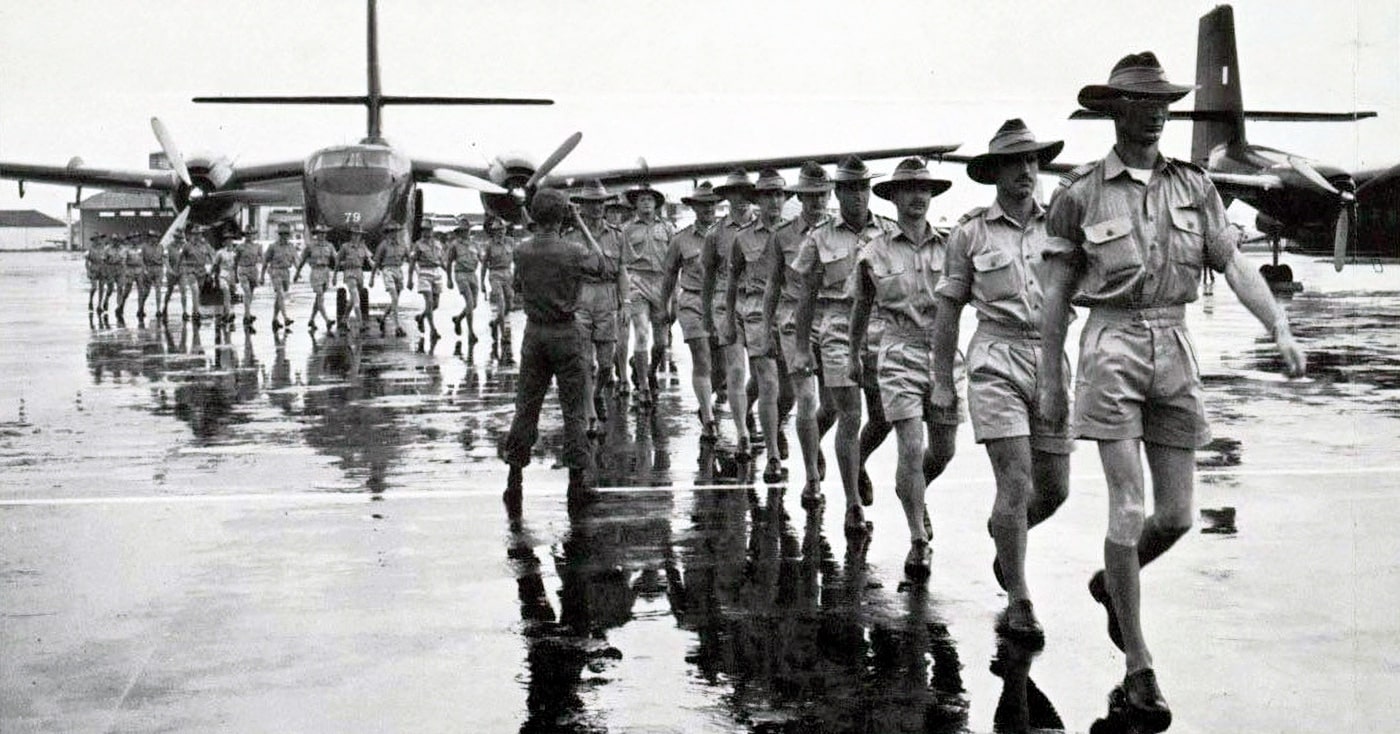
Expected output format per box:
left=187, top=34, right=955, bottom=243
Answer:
left=681, top=194, right=722, bottom=206
left=967, top=140, right=1065, bottom=184
left=872, top=178, right=953, bottom=201
left=625, top=189, right=665, bottom=208
left=569, top=192, right=613, bottom=203
left=785, top=182, right=834, bottom=195
left=1077, top=83, right=1194, bottom=112
left=751, top=186, right=793, bottom=199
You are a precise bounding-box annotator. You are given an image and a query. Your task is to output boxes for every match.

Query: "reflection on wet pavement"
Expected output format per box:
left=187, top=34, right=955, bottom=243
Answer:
left=5, top=253, right=1400, bottom=732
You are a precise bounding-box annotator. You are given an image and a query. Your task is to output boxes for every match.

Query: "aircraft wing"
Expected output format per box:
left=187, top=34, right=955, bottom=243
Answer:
left=409, top=160, right=495, bottom=182
left=0, top=161, right=180, bottom=194
left=543, top=144, right=963, bottom=188
left=227, top=160, right=307, bottom=186
left=931, top=153, right=1078, bottom=179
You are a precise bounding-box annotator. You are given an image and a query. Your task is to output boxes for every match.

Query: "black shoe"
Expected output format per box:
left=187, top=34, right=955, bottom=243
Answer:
left=182, top=313, right=191, bottom=322
left=395, top=327, right=407, bottom=337
left=843, top=505, right=871, bottom=539
left=996, top=599, right=1046, bottom=649
left=1089, top=571, right=1125, bottom=651
left=735, top=436, right=752, bottom=461
left=700, top=420, right=718, bottom=444
left=378, top=315, right=387, bottom=335
left=904, top=540, right=932, bottom=580
left=800, top=479, right=822, bottom=509
left=586, top=418, right=602, bottom=440
left=762, top=458, right=787, bottom=484
left=271, top=318, right=282, bottom=331
left=858, top=468, right=874, bottom=507
left=452, top=314, right=462, bottom=336
left=1121, top=669, right=1172, bottom=732
left=816, top=450, right=826, bottom=481
left=326, top=319, right=335, bottom=332
left=415, top=313, right=424, bottom=330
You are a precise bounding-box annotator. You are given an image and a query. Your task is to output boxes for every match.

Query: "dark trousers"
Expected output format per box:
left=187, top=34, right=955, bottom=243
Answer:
left=502, top=320, right=592, bottom=470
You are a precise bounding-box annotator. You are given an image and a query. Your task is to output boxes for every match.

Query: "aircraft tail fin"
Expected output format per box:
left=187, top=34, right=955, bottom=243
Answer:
left=1193, top=4, right=1246, bottom=167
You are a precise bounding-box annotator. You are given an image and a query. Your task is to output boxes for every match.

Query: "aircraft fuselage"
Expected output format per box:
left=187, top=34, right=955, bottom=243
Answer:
left=302, top=142, right=413, bottom=244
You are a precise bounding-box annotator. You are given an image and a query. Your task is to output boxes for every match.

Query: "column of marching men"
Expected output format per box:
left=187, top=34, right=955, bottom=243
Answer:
left=77, top=51, right=1312, bottom=732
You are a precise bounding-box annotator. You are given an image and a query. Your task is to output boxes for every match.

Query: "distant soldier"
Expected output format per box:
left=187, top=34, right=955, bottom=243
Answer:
left=337, top=230, right=376, bottom=332
left=1037, top=53, right=1305, bottom=726
left=620, top=185, right=674, bottom=406
left=85, top=234, right=106, bottom=313
left=661, top=181, right=721, bottom=440
left=568, top=179, right=630, bottom=437
left=260, top=223, right=299, bottom=330
left=604, top=197, right=633, bottom=227
left=211, top=233, right=240, bottom=327
left=293, top=223, right=338, bottom=332
left=701, top=169, right=757, bottom=454
left=766, top=162, right=833, bottom=505
left=115, top=234, right=143, bottom=320
left=792, top=156, right=897, bottom=534
left=158, top=231, right=184, bottom=321
left=233, top=227, right=263, bottom=331
left=724, top=168, right=790, bottom=483
left=932, top=119, right=1073, bottom=646
left=481, top=217, right=516, bottom=360
left=101, top=233, right=124, bottom=312
left=137, top=229, right=164, bottom=319
left=500, top=189, right=612, bottom=503
left=848, top=158, right=960, bottom=581
left=176, top=228, right=214, bottom=323
left=445, top=221, right=482, bottom=346
left=370, top=222, right=409, bottom=336
left=409, top=225, right=448, bottom=340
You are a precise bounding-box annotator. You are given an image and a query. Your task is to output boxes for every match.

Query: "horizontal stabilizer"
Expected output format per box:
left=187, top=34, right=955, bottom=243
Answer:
left=194, top=95, right=552, bottom=106
left=1071, top=109, right=1376, bottom=122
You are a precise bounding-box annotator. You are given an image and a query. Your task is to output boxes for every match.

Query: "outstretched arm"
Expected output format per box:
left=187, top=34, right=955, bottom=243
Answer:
left=1225, top=251, right=1306, bottom=376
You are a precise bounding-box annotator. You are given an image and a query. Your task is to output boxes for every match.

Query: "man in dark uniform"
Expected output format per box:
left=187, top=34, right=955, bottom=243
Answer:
left=501, top=189, right=611, bottom=502
left=661, top=181, right=722, bottom=441
left=1038, top=53, right=1306, bottom=728
left=567, top=179, right=630, bottom=438
left=933, top=119, right=1072, bottom=646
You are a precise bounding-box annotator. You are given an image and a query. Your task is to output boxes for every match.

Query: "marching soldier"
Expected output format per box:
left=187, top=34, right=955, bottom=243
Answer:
left=370, top=222, right=409, bottom=336
left=116, top=234, right=143, bottom=321
left=848, top=158, right=960, bottom=581
left=932, top=119, right=1072, bottom=646
left=294, top=223, right=338, bottom=332
left=661, top=181, right=722, bottom=441
left=158, top=230, right=184, bottom=321
left=702, top=169, right=757, bottom=455
left=211, top=232, right=240, bottom=327
left=481, top=217, right=516, bottom=361
left=568, top=179, right=630, bottom=437
left=724, top=168, right=790, bottom=484
left=101, top=232, right=124, bottom=313
left=766, top=162, right=833, bottom=505
left=233, top=227, right=263, bottom=331
left=409, top=225, right=448, bottom=340
left=260, top=223, right=299, bottom=331
left=1037, top=53, right=1305, bottom=727
left=137, top=229, right=164, bottom=319
left=337, top=230, right=376, bottom=332
left=85, top=234, right=105, bottom=313
left=445, top=221, right=482, bottom=347
left=621, top=185, right=674, bottom=407
left=792, top=155, right=897, bottom=534
left=176, top=227, right=214, bottom=324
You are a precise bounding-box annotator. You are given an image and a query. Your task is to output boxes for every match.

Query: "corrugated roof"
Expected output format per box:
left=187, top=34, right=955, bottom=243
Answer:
left=0, top=209, right=66, bottom=228
left=76, top=191, right=166, bottom=210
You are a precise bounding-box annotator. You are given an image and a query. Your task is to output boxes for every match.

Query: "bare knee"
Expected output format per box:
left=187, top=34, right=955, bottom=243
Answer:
left=1107, top=504, right=1146, bottom=546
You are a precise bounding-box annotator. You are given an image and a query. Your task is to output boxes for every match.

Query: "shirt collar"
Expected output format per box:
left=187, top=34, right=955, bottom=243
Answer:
left=986, top=198, right=1045, bottom=228
left=893, top=220, right=939, bottom=247
left=1103, top=147, right=1169, bottom=181
left=837, top=212, right=875, bottom=234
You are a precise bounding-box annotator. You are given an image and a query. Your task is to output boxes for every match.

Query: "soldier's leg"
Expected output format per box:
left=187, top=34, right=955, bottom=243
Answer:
left=1098, top=439, right=1151, bottom=672
left=751, top=356, right=781, bottom=460
left=793, top=372, right=821, bottom=486
left=630, top=301, right=653, bottom=403
left=724, top=341, right=750, bottom=448
left=1028, top=450, right=1070, bottom=527
left=551, top=327, right=594, bottom=481
left=577, top=317, right=599, bottom=425
left=986, top=437, right=1035, bottom=602
left=501, top=325, right=552, bottom=470
left=893, top=416, right=930, bottom=545
left=688, top=336, right=714, bottom=426
left=830, top=385, right=863, bottom=512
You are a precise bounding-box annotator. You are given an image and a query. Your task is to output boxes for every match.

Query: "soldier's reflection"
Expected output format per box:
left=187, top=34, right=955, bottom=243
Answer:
left=989, top=636, right=1063, bottom=734
left=301, top=336, right=409, bottom=495
left=593, top=409, right=672, bottom=488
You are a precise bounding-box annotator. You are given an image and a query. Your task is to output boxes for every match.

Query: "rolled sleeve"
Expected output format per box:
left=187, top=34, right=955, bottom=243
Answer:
left=1044, top=186, right=1086, bottom=263
left=933, top=225, right=973, bottom=302
left=1199, top=180, right=1240, bottom=273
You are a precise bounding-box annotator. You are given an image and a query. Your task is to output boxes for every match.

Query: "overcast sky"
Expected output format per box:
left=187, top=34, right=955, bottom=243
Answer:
left=2, top=0, right=1396, bottom=223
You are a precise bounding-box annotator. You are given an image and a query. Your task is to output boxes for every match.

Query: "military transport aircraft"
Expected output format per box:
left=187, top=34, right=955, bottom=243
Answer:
left=0, top=0, right=960, bottom=249
left=1068, top=5, right=1399, bottom=277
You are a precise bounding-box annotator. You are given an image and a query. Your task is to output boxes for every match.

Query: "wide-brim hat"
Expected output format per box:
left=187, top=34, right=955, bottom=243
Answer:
left=833, top=155, right=881, bottom=184
left=1078, top=51, right=1195, bottom=113
left=872, top=158, right=953, bottom=200
left=604, top=198, right=633, bottom=210
left=713, top=169, right=755, bottom=198
left=786, top=161, right=834, bottom=194
left=967, top=119, right=1065, bottom=184
left=570, top=178, right=613, bottom=203
left=624, top=185, right=665, bottom=209
left=311, top=223, right=330, bottom=233
left=681, top=181, right=722, bottom=206
left=751, top=168, right=791, bottom=198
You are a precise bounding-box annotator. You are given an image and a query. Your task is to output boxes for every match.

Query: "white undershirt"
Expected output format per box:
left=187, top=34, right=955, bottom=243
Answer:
left=1126, top=167, right=1153, bottom=184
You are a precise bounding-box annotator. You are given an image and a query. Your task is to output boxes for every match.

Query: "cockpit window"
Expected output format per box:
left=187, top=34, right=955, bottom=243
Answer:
left=313, top=149, right=393, bottom=170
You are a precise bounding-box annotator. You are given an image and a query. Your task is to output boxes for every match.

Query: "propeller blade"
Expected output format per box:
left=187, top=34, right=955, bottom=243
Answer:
left=151, top=117, right=192, bottom=187
left=1333, top=205, right=1354, bottom=272
left=159, top=207, right=191, bottom=247
left=203, top=188, right=284, bottom=205
left=526, top=132, right=583, bottom=188
left=431, top=168, right=508, bottom=195
left=1288, top=156, right=1340, bottom=197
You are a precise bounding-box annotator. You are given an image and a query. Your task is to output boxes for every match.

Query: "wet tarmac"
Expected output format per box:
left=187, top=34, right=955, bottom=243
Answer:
left=3, top=251, right=1399, bottom=733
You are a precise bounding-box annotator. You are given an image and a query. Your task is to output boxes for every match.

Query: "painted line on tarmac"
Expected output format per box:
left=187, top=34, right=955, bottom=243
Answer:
left=3, top=464, right=1398, bottom=507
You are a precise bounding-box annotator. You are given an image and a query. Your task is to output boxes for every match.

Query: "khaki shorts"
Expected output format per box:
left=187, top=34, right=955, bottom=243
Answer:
left=1073, top=305, right=1209, bottom=449
left=676, top=289, right=709, bottom=342
left=140, top=265, right=163, bottom=289
left=237, top=268, right=259, bottom=291
left=343, top=272, right=364, bottom=292
left=577, top=282, right=619, bottom=344
left=814, top=300, right=858, bottom=388
left=876, top=332, right=965, bottom=425
left=966, top=322, right=1072, bottom=454
left=738, top=306, right=775, bottom=359
left=417, top=269, right=442, bottom=294
left=310, top=266, right=330, bottom=292
left=180, top=270, right=203, bottom=291
left=454, top=269, right=478, bottom=302
left=270, top=269, right=291, bottom=294
left=382, top=267, right=404, bottom=292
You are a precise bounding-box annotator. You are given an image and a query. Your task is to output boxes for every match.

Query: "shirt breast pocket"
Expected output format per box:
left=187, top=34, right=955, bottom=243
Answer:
left=819, top=244, right=853, bottom=288
left=1082, top=216, right=1143, bottom=283
left=872, top=261, right=908, bottom=302
left=971, top=249, right=1020, bottom=303
left=1168, top=206, right=1205, bottom=269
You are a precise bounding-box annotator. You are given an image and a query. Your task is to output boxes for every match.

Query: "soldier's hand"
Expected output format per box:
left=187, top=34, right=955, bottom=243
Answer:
left=1037, top=381, right=1069, bottom=427
left=792, top=348, right=816, bottom=375
left=1276, top=328, right=1307, bottom=377
left=930, top=378, right=956, bottom=411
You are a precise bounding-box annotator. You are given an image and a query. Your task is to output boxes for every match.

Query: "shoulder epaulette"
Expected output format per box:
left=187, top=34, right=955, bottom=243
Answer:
left=1167, top=157, right=1206, bottom=175
left=1058, top=161, right=1099, bottom=190
left=737, top=218, right=759, bottom=231
left=956, top=206, right=989, bottom=225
